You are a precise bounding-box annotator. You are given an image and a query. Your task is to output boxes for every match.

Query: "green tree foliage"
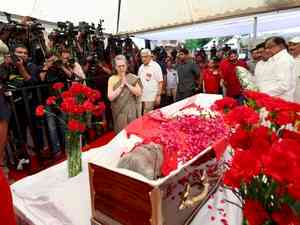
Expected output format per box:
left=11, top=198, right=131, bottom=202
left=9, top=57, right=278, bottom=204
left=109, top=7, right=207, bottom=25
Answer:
left=184, top=38, right=211, bottom=50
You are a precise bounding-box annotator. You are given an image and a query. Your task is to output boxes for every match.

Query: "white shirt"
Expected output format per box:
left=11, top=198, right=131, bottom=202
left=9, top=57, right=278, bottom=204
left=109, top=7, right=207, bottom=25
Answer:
left=255, top=60, right=271, bottom=89
left=294, top=56, right=300, bottom=103
left=166, top=68, right=178, bottom=89
left=138, top=60, right=163, bottom=102
left=255, top=49, right=297, bottom=102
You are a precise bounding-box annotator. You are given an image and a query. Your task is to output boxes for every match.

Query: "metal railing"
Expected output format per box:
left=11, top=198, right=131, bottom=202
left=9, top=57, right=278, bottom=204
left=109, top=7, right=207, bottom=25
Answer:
left=4, top=79, right=108, bottom=170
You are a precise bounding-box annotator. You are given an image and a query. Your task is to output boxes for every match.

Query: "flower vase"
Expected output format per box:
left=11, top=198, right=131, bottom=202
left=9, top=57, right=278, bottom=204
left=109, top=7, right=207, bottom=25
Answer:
left=65, top=132, right=82, bottom=177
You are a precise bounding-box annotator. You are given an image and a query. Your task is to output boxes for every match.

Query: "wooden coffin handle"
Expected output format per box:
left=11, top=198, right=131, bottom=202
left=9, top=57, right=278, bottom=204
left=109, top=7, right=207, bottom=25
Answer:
left=179, top=171, right=209, bottom=210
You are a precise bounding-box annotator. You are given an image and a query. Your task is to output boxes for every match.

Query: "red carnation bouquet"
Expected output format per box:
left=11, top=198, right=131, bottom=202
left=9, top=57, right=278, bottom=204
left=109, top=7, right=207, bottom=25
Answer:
left=218, top=91, right=300, bottom=225
left=35, top=82, right=106, bottom=177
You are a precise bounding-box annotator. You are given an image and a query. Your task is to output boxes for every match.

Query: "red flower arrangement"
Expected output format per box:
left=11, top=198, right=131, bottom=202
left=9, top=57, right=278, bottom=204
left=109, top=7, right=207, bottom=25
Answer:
left=36, top=82, right=106, bottom=134
left=221, top=91, right=300, bottom=225
left=244, top=90, right=300, bottom=130
left=35, top=82, right=106, bottom=177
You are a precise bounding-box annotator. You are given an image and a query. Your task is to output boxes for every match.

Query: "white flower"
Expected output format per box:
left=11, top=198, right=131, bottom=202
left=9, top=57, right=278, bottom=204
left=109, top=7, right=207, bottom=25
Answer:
left=172, top=107, right=218, bottom=119
left=173, top=107, right=201, bottom=117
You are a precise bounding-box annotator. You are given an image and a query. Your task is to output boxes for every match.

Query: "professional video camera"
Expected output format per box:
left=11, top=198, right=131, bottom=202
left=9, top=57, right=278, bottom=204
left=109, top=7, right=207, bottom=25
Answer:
left=90, top=19, right=105, bottom=61
left=0, top=12, right=25, bottom=33
left=78, top=22, right=95, bottom=35
left=0, top=12, right=47, bottom=65
left=0, top=21, right=25, bottom=34
left=48, top=19, right=106, bottom=65
left=26, top=19, right=47, bottom=65
left=49, top=21, right=78, bottom=46
left=105, top=35, right=123, bottom=58
left=48, top=21, right=80, bottom=60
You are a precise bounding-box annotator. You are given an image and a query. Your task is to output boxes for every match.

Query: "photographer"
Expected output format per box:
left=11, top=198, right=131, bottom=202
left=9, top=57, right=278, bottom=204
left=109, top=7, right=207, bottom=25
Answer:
left=0, top=44, right=40, bottom=85
left=40, top=50, right=85, bottom=82
left=0, top=43, right=42, bottom=161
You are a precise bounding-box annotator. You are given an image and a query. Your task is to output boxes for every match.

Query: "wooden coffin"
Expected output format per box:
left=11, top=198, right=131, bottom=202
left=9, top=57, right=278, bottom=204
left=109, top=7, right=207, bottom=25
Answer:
left=88, top=142, right=224, bottom=225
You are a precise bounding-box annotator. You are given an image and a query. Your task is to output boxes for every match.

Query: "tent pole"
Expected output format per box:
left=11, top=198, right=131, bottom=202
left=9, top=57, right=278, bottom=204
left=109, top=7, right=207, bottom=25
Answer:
left=116, top=0, right=122, bottom=34
left=249, top=16, right=258, bottom=51
left=253, top=16, right=258, bottom=43
left=145, top=40, right=151, bottom=49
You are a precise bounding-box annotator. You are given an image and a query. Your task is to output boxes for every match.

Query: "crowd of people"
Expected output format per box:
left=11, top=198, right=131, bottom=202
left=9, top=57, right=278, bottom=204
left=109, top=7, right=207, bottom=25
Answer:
left=109, top=35, right=300, bottom=135
left=253, top=36, right=300, bottom=102
left=1, top=16, right=300, bottom=223
left=1, top=32, right=300, bottom=171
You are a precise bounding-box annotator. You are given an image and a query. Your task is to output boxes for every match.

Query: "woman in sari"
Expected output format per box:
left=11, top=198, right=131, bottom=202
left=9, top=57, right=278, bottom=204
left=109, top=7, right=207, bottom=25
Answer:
left=108, top=55, right=142, bottom=133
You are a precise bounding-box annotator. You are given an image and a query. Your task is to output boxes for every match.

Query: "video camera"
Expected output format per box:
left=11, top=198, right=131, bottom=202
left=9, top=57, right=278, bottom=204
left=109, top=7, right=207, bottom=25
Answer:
left=78, top=22, right=95, bottom=35
left=0, top=21, right=25, bottom=34
left=49, top=21, right=78, bottom=42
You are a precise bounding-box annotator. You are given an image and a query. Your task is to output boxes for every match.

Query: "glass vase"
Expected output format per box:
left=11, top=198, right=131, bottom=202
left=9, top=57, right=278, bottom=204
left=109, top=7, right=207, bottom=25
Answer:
left=65, top=131, right=82, bottom=177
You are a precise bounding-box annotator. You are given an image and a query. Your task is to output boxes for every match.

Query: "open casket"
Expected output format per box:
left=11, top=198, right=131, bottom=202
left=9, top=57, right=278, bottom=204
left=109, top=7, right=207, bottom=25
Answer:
left=88, top=94, right=228, bottom=225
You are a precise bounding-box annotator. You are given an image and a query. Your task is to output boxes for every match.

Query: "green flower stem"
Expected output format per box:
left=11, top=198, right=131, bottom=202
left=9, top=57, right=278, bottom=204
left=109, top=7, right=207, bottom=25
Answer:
left=66, top=131, right=82, bottom=177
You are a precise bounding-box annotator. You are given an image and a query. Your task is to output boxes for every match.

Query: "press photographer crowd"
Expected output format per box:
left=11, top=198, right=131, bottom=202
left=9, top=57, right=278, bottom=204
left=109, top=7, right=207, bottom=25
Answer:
left=1, top=14, right=300, bottom=181
left=0, top=15, right=133, bottom=175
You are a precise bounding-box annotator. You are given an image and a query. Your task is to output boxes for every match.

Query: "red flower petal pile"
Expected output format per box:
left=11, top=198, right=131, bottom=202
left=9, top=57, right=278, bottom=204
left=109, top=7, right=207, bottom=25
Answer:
left=143, top=109, right=228, bottom=176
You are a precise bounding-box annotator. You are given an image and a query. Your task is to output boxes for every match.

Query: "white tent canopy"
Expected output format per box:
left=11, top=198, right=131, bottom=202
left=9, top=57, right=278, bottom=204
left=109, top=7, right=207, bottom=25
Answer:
left=1, top=0, right=300, bottom=36
left=119, top=0, right=300, bottom=34
left=135, top=8, right=300, bottom=40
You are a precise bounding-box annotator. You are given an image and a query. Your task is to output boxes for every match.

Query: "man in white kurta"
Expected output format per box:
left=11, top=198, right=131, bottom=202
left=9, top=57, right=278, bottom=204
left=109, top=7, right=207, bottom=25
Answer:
left=258, top=37, right=297, bottom=102
left=138, top=49, right=163, bottom=114
left=255, top=43, right=271, bottom=89
left=288, top=37, right=300, bottom=103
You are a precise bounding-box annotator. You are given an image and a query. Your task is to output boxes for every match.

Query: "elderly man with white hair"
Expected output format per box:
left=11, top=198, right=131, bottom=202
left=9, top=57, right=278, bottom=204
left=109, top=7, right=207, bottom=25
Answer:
left=288, top=37, right=300, bottom=103
left=138, top=49, right=163, bottom=114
